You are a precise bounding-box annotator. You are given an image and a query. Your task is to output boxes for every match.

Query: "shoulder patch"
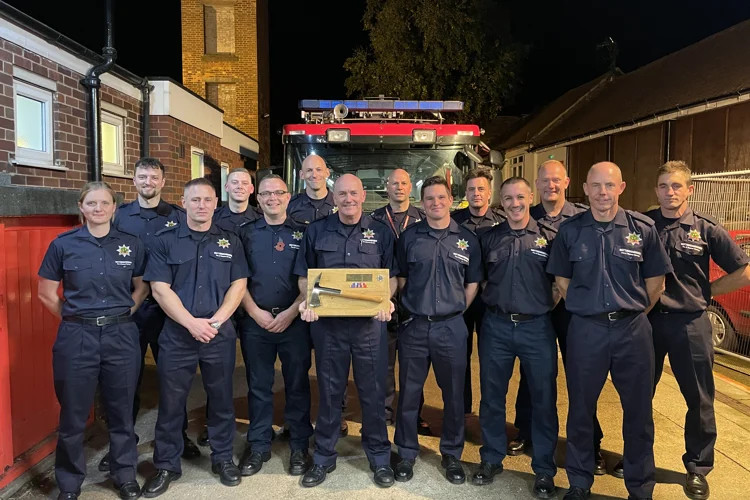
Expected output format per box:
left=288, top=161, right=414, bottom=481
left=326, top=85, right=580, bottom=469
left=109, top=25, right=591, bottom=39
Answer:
left=155, top=224, right=180, bottom=236
left=693, top=210, right=719, bottom=225
left=627, top=210, right=655, bottom=226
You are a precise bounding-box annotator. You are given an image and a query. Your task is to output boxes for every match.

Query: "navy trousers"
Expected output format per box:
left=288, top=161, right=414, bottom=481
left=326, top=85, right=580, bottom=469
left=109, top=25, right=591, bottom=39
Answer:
left=310, top=317, right=390, bottom=467
left=239, top=315, right=313, bottom=452
left=514, top=301, right=603, bottom=447
left=462, top=297, right=485, bottom=414
left=385, top=323, right=427, bottom=422
left=566, top=313, right=655, bottom=498
left=651, top=310, right=716, bottom=475
left=479, top=311, right=558, bottom=476
left=53, top=320, right=140, bottom=493
left=395, top=315, right=467, bottom=460
left=153, top=319, right=236, bottom=473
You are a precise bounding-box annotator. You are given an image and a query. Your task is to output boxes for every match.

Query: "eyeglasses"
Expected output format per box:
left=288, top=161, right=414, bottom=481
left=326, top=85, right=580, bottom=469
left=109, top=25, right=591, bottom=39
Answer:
left=258, top=190, right=288, bottom=198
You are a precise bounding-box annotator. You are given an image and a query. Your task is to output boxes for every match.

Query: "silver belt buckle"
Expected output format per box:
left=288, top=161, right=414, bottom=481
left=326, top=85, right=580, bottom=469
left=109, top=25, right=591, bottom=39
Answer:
left=510, top=313, right=520, bottom=323
left=607, top=312, right=617, bottom=322
left=96, top=316, right=106, bottom=326
left=271, top=307, right=281, bottom=317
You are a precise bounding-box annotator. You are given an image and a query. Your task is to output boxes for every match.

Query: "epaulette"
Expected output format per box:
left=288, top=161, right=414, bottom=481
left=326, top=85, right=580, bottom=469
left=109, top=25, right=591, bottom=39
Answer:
left=400, top=220, right=421, bottom=236
left=289, top=193, right=302, bottom=202
left=55, top=227, right=81, bottom=239
left=537, top=220, right=559, bottom=234
left=558, top=210, right=586, bottom=228
left=115, top=227, right=140, bottom=238
left=287, top=216, right=307, bottom=229
left=627, top=210, right=655, bottom=226
left=573, top=202, right=589, bottom=210
left=693, top=210, right=719, bottom=225
left=367, top=214, right=391, bottom=229
left=155, top=223, right=180, bottom=236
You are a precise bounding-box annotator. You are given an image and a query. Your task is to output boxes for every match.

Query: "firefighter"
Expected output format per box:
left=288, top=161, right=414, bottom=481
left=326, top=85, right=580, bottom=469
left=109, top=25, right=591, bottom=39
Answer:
left=370, top=168, right=431, bottom=435
left=38, top=181, right=148, bottom=500
left=509, top=160, right=605, bottom=474
left=612, top=161, right=750, bottom=500
left=295, top=174, right=397, bottom=488
left=451, top=168, right=506, bottom=416
left=141, top=178, right=249, bottom=497
left=547, top=162, right=672, bottom=500
left=393, top=176, right=482, bottom=484
left=236, top=175, right=313, bottom=477
left=213, top=167, right=262, bottom=232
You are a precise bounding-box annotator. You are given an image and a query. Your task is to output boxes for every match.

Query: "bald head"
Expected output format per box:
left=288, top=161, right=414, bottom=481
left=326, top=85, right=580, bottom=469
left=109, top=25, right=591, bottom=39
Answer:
left=386, top=168, right=412, bottom=204
left=333, top=173, right=366, bottom=221
left=583, top=161, right=626, bottom=215
left=334, top=173, right=363, bottom=192
left=536, top=160, right=570, bottom=204
left=300, top=154, right=330, bottom=193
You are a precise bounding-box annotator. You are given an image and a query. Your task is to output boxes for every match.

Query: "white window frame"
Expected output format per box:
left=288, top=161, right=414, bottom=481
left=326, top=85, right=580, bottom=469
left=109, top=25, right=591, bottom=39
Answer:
left=191, top=147, right=205, bottom=179
left=101, top=110, right=126, bottom=177
left=220, top=161, right=229, bottom=202
left=13, top=80, right=54, bottom=168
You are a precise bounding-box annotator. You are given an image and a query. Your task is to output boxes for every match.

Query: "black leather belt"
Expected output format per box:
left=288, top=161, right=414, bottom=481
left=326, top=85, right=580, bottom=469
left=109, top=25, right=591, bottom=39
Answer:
left=63, top=312, right=133, bottom=326
left=486, top=305, right=537, bottom=322
left=414, top=311, right=462, bottom=322
left=588, top=311, right=638, bottom=322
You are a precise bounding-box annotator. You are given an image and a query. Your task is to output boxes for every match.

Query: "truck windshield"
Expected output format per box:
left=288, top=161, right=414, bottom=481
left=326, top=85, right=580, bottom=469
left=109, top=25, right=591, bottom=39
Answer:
left=285, top=143, right=468, bottom=212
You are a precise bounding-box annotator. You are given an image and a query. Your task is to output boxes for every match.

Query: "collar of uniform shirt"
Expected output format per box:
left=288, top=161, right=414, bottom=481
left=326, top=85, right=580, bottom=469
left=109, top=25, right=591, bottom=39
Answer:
left=496, top=217, right=540, bottom=235
left=123, top=199, right=172, bottom=218
left=177, top=221, right=222, bottom=238
left=74, top=224, right=120, bottom=242
left=255, top=216, right=296, bottom=230
left=580, top=206, right=628, bottom=227
left=416, top=218, right=461, bottom=236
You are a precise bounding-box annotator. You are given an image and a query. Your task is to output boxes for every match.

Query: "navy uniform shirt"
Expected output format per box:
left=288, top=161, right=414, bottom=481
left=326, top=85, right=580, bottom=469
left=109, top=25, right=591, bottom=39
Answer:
left=370, top=204, right=424, bottom=238
left=646, top=207, right=750, bottom=313
left=213, top=204, right=262, bottom=234
left=547, top=207, right=673, bottom=316
left=530, top=201, right=588, bottom=230
left=294, top=213, right=398, bottom=278
left=397, top=219, right=483, bottom=317
left=114, top=199, right=181, bottom=253
left=144, top=222, right=249, bottom=319
left=240, top=216, right=307, bottom=311
left=451, top=206, right=506, bottom=236
left=480, top=218, right=558, bottom=316
left=38, top=226, right=146, bottom=318
left=287, top=190, right=336, bottom=224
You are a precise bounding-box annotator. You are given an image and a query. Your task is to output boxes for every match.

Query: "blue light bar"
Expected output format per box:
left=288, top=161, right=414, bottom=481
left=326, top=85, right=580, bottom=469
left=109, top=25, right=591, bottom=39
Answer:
left=299, top=99, right=464, bottom=112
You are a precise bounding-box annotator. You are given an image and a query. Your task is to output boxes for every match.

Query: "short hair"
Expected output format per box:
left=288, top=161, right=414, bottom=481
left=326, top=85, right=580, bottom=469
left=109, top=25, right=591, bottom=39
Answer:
left=500, top=176, right=532, bottom=191
left=464, top=168, right=493, bottom=185
left=537, top=160, right=567, bottom=175
left=227, top=167, right=252, bottom=180
left=258, top=173, right=286, bottom=190
left=134, top=157, right=165, bottom=174
left=184, top=177, right=215, bottom=193
left=656, top=160, right=692, bottom=186
left=421, top=175, right=452, bottom=199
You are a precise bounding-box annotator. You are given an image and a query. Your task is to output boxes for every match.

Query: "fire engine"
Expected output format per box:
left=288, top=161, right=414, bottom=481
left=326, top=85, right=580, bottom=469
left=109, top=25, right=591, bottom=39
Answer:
left=281, top=97, right=504, bottom=212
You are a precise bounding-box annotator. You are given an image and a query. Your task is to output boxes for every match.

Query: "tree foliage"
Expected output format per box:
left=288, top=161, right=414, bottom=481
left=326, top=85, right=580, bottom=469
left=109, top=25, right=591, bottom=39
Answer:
left=344, top=0, right=526, bottom=126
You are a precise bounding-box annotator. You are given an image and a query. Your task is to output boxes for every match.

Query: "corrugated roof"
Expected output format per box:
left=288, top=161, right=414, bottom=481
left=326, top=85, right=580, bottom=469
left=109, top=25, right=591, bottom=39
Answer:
left=534, top=18, right=750, bottom=148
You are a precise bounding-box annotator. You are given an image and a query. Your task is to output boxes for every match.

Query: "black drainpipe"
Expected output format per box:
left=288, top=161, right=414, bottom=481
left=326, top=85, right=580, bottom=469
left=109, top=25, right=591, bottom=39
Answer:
left=138, top=78, right=154, bottom=157
left=80, top=0, right=116, bottom=182
left=663, top=120, right=673, bottom=163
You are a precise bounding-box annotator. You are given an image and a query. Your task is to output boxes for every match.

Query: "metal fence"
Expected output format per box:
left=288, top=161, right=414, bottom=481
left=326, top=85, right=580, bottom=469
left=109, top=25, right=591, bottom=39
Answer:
left=691, top=170, right=750, bottom=362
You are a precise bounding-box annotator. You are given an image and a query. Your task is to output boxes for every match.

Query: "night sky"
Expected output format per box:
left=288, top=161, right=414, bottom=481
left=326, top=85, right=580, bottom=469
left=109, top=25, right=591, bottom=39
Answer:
left=6, top=0, right=750, bottom=162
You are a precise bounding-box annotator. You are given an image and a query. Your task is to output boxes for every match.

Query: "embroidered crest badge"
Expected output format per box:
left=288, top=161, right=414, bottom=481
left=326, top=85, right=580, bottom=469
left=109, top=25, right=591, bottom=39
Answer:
left=362, top=228, right=375, bottom=239
left=217, top=238, right=231, bottom=249
left=117, top=245, right=132, bottom=257
left=534, top=237, right=548, bottom=248
left=165, top=220, right=177, bottom=228
left=292, top=230, right=303, bottom=241
left=687, top=228, right=702, bottom=242
left=626, top=232, right=642, bottom=246
left=456, top=239, right=469, bottom=251
left=332, top=206, right=338, bottom=213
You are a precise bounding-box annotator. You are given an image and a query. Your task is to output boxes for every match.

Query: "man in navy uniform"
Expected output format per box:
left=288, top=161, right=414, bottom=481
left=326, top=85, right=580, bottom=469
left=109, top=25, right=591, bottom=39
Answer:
left=97, top=158, right=199, bottom=471
left=295, top=174, right=397, bottom=488
left=287, top=154, right=336, bottom=224
left=636, top=161, right=748, bottom=500
left=213, top=167, right=262, bottom=233
left=370, top=168, right=431, bottom=434
left=141, top=178, right=249, bottom=497
left=393, top=175, right=482, bottom=485
left=509, top=160, right=605, bottom=474
left=236, top=174, right=313, bottom=477
left=548, top=162, right=672, bottom=500
left=472, top=177, right=559, bottom=498
left=451, top=168, right=505, bottom=416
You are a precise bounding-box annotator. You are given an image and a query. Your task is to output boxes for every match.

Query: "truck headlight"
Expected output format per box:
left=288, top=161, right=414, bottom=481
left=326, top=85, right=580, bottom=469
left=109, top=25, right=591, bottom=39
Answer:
left=412, top=130, right=437, bottom=143
left=326, top=129, right=350, bottom=142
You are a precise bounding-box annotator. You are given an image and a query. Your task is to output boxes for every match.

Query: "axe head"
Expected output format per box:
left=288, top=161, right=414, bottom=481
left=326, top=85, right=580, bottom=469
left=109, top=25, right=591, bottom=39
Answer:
left=309, top=273, right=343, bottom=308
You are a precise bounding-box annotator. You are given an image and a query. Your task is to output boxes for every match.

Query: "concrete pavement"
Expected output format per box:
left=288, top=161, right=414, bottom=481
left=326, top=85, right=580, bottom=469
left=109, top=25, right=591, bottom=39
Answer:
left=6, top=343, right=750, bottom=499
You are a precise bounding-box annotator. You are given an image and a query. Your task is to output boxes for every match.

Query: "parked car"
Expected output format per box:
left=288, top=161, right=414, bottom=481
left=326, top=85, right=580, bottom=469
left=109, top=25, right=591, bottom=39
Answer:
left=709, top=230, right=750, bottom=353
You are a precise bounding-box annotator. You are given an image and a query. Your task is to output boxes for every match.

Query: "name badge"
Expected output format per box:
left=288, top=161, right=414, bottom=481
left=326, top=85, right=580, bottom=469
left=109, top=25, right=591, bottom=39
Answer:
left=452, top=252, right=470, bottom=264
left=616, top=247, right=642, bottom=259
left=679, top=241, right=704, bottom=256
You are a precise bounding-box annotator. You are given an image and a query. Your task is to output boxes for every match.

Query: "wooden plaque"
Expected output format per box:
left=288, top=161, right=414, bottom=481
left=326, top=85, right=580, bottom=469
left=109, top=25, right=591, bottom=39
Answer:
left=306, top=268, right=391, bottom=317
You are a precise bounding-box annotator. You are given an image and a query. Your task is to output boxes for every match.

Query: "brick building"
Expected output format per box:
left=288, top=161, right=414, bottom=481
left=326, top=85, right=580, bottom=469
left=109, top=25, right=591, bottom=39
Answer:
left=181, top=0, right=270, bottom=169
left=0, top=4, right=258, bottom=490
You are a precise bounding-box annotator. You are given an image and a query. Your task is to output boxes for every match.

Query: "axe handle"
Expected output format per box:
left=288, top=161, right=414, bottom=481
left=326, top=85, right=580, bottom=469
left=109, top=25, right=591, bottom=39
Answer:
left=335, top=290, right=384, bottom=303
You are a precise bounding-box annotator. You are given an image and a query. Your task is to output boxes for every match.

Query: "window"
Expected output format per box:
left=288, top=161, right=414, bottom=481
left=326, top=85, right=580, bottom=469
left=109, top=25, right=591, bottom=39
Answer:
left=511, top=156, right=524, bottom=179
left=204, top=5, right=235, bottom=54
left=101, top=110, right=126, bottom=176
left=14, top=80, right=54, bottom=166
left=191, top=147, right=205, bottom=179
left=220, top=162, right=229, bottom=203
left=205, top=82, right=236, bottom=116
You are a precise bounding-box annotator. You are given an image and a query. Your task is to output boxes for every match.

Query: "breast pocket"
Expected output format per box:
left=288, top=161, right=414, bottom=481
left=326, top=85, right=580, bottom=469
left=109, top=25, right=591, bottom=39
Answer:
left=569, top=242, right=596, bottom=286
left=358, top=242, right=382, bottom=268
left=674, top=240, right=707, bottom=261
left=165, top=250, right=197, bottom=291
left=209, top=250, right=233, bottom=286
left=107, top=257, right=135, bottom=289
left=445, top=250, right=470, bottom=283
left=613, top=245, right=644, bottom=262
left=485, top=248, right=510, bottom=283
left=313, top=241, right=340, bottom=268
left=63, top=258, right=93, bottom=291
